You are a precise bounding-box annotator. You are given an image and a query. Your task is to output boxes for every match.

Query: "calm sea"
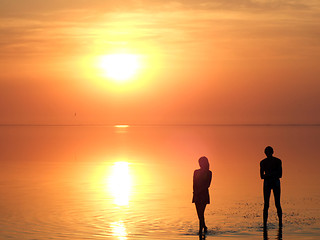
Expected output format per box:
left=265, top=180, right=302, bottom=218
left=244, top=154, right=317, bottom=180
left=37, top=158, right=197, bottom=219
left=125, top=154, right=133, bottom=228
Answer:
left=0, top=126, right=319, bottom=239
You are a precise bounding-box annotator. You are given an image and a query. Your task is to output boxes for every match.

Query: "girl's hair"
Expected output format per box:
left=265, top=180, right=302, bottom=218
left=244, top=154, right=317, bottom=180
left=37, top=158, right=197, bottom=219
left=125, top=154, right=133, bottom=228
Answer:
left=199, top=156, right=209, bottom=170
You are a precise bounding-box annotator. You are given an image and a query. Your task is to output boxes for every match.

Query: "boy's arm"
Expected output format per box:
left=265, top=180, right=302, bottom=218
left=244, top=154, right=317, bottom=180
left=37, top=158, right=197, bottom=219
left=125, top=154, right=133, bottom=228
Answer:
left=278, top=160, right=282, bottom=178
left=260, top=162, right=265, bottom=179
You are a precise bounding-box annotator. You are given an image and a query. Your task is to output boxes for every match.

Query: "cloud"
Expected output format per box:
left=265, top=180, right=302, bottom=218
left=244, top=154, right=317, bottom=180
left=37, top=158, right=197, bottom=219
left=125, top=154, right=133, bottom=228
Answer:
left=0, top=1, right=319, bottom=124
left=0, top=0, right=319, bottom=61
left=195, top=0, right=311, bottom=11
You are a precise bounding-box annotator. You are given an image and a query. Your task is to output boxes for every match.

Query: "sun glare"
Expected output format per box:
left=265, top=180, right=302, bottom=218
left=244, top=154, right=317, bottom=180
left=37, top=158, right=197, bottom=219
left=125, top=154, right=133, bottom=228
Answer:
left=110, top=221, right=127, bottom=240
left=98, top=54, right=141, bottom=82
left=108, top=162, right=132, bottom=206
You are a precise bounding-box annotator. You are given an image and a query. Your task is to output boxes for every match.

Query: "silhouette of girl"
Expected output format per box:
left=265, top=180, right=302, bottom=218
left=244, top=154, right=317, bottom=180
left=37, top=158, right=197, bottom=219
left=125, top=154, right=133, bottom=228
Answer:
left=192, top=156, right=212, bottom=235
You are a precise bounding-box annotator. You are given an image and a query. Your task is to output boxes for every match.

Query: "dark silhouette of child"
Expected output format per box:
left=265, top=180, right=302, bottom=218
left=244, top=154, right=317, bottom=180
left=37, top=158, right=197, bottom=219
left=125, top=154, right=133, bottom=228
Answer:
left=260, top=146, right=283, bottom=227
left=193, top=156, right=212, bottom=235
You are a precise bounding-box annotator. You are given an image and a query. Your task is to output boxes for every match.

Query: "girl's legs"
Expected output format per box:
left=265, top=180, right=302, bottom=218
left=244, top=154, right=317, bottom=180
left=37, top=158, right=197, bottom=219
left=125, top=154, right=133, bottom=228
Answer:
left=195, top=202, right=207, bottom=234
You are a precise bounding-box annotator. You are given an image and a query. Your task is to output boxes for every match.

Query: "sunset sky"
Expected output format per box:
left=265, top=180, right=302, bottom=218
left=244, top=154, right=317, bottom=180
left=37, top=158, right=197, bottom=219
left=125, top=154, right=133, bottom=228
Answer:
left=1, top=0, right=319, bottom=125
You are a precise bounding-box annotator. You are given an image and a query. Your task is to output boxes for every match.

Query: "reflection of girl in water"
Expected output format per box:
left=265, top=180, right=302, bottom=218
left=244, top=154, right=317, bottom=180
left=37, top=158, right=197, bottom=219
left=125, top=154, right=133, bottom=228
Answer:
left=193, top=156, right=212, bottom=235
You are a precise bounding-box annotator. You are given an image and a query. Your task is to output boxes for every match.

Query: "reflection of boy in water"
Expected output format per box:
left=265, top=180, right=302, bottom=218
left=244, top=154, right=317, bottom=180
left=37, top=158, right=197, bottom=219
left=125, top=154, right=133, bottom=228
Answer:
left=260, top=146, right=283, bottom=227
left=193, top=156, right=212, bottom=235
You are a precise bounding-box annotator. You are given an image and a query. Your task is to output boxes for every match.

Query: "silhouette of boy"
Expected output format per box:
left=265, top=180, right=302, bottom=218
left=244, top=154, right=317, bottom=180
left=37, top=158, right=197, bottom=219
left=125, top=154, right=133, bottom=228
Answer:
left=260, top=146, right=283, bottom=227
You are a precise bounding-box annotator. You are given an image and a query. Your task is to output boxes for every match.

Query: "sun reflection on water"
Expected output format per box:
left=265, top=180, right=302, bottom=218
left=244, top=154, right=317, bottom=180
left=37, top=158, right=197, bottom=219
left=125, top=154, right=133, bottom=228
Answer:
left=108, top=162, right=132, bottom=206
left=110, top=221, right=127, bottom=240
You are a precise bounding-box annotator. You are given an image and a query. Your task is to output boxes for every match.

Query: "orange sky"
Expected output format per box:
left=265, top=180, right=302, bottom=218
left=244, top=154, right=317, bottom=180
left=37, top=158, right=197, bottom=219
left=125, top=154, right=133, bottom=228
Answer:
left=1, top=0, right=319, bottom=125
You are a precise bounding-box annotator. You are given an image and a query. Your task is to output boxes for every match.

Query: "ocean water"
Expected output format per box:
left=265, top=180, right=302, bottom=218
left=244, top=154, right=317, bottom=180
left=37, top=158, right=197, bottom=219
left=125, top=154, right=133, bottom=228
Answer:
left=0, top=125, right=319, bottom=239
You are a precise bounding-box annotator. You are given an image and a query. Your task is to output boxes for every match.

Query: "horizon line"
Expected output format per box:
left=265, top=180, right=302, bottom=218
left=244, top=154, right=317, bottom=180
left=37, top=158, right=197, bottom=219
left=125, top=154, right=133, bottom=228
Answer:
left=0, top=123, right=319, bottom=127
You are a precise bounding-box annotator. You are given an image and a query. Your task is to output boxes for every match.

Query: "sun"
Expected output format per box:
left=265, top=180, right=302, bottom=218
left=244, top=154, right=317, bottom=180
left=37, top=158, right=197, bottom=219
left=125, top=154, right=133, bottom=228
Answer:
left=98, top=53, right=141, bottom=82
